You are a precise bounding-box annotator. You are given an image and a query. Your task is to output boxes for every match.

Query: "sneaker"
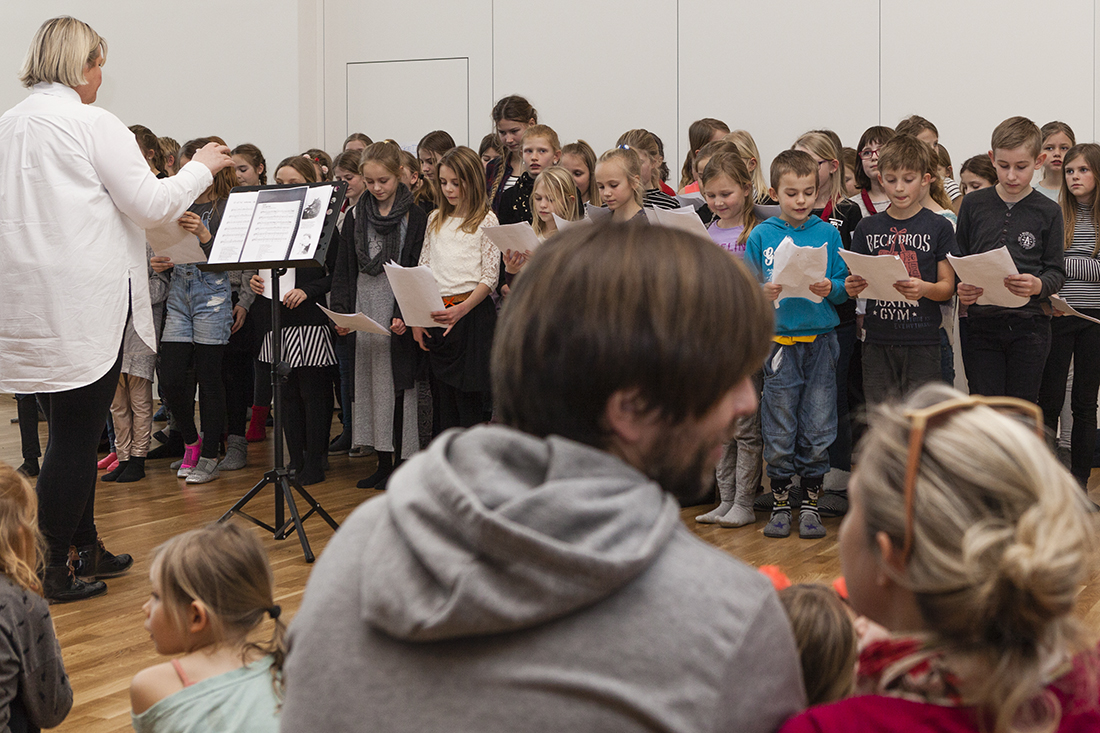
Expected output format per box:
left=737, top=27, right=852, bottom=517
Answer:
left=799, top=509, right=827, bottom=539
left=43, top=565, right=107, bottom=603
left=763, top=510, right=792, bottom=538
left=177, top=439, right=202, bottom=478
left=349, top=445, right=376, bottom=458
left=72, top=539, right=134, bottom=579
left=185, top=457, right=220, bottom=484
left=219, top=435, right=248, bottom=471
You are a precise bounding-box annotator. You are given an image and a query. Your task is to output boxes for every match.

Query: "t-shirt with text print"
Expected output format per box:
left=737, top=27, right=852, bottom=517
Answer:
left=850, top=208, right=957, bottom=346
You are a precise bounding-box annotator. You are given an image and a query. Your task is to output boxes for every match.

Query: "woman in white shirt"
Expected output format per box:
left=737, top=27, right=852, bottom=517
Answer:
left=0, top=17, right=233, bottom=602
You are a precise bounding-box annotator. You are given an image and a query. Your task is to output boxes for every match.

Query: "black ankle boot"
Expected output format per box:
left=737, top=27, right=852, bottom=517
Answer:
left=73, top=539, right=133, bottom=579
left=43, top=565, right=107, bottom=603
left=100, top=459, right=129, bottom=482
left=147, top=430, right=185, bottom=459
left=115, top=457, right=146, bottom=483
left=17, top=457, right=39, bottom=478
left=357, top=451, right=393, bottom=489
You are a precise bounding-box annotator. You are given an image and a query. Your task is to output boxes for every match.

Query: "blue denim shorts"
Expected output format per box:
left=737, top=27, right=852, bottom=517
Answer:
left=161, top=264, right=232, bottom=345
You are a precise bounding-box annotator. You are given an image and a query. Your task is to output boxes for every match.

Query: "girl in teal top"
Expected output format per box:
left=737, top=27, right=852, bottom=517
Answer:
left=130, top=523, right=284, bottom=733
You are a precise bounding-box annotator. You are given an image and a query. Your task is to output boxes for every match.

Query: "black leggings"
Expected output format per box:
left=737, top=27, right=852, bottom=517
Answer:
left=224, top=334, right=255, bottom=438
left=282, top=366, right=333, bottom=475
left=36, top=353, right=122, bottom=565
left=15, top=394, right=40, bottom=460
left=159, top=342, right=226, bottom=459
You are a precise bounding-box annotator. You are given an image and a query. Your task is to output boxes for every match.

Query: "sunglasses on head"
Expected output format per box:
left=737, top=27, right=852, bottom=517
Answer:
left=900, top=395, right=1043, bottom=562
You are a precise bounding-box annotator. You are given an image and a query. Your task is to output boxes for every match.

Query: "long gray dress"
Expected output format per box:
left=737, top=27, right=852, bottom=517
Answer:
left=353, top=218, right=418, bottom=458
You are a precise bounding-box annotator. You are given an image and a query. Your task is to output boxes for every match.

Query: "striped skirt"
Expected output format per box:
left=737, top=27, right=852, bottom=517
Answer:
left=258, top=325, right=336, bottom=368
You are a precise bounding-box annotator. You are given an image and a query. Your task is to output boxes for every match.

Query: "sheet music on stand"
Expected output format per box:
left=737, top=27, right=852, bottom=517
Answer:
left=202, top=181, right=346, bottom=271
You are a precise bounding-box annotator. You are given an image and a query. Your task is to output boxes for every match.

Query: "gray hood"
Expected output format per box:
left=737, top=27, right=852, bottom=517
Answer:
left=360, top=425, right=680, bottom=642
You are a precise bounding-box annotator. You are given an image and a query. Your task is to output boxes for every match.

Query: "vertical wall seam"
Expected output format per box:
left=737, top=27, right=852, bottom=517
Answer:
left=878, top=0, right=882, bottom=123
left=676, top=0, right=680, bottom=174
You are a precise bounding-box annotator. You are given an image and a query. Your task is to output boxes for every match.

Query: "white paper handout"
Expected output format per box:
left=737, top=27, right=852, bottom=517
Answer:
left=648, top=206, right=711, bottom=239
left=484, top=222, right=540, bottom=256
left=1051, top=295, right=1100, bottom=325
left=207, top=191, right=259, bottom=264
left=838, top=250, right=914, bottom=304
left=259, top=268, right=295, bottom=300
left=771, top=237, right=829, bottom=306
left=585, top=203, right=612, bottom=222
left=318, top=305, right=390, bottom=335
left=383, top=262, right=446, bottom=329
left=947, top=248, right=1029, bottom=308
left=146, top=223, right=206, bottom=265
left=552, top=213, right=592, bottom=233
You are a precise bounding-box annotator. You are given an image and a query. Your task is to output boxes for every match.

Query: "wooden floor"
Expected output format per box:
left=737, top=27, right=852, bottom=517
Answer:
left=2, top=394, right=1100, bottom=732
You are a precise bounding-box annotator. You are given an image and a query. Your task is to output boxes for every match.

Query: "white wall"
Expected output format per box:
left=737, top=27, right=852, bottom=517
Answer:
left=320, top=0, right=1100, bottom=184
left=2, top=2, right=1098, bottom=183
left=1, top=2, right=303, bottom=172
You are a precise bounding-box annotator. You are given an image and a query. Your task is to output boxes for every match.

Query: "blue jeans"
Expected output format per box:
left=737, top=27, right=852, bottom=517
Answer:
left=762, top=332, right=839, bottom=481
left=162, top=264, right=232, bottom=345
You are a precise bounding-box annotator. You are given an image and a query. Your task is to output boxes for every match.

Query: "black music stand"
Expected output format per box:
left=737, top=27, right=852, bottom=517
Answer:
left=205, top=181, right=346, bottom=562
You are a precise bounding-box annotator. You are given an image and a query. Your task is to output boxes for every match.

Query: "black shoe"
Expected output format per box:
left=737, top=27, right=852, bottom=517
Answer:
left=73, top=540, right=134, bottom=580
left=100, top=460, right=129, bottom=482
left=43, top=565, right=107, bottom=604
left=17, top=458, right=39, bottom=478
left=152, top=429, right=169, bottom=444
left=148, top=430, right=185, bottom=459
left=328, top=432, right=352, bottom=455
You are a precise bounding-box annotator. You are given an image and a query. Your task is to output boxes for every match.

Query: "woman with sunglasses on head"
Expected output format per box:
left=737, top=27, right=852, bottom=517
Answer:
left=781, top=383, right=1099, bottom=733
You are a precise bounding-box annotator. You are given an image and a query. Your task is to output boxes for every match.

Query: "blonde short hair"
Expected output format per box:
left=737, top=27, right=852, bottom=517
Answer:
left=19, top=16, right=106, bottom=89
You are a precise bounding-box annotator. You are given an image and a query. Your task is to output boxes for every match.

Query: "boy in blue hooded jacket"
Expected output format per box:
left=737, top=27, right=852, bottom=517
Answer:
left=744, top=150, right=848, bottom=540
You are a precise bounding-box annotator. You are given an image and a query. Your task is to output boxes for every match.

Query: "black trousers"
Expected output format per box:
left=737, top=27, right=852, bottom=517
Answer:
left=962, top=315, right=1051, bottom=403
left=1038, top=311, right=1100, bottom=483
left=224, top=320, right=256, bottom=437
left=15, top=394, right=41, bottom=460
left=159, top=342, right=226, bottom=459
left=36, top=352, right=122, bottom=565
left=283, top=366, right=333, bottom=474
left=431, top=378, right=489, bottom=435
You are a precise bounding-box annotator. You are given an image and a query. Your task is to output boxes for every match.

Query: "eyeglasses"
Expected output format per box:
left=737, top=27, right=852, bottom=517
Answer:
left=900, top=395, right=1044, bottom=562
left=859, top=148, right=881, bottom=160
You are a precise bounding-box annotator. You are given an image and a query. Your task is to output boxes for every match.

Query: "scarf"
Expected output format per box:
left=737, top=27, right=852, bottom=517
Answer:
left=856, top=636, right=966, bottom=706
left=355, top=183, right=413, bottom=276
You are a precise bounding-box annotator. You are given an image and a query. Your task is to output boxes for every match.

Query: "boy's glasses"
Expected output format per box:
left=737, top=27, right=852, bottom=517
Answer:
left=900, top=395, right=1043, bottom=562
left=859, top=148, right=881, bottom=160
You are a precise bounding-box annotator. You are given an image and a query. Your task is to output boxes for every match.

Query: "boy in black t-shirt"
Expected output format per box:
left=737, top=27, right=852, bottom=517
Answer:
left=846, top=135, right=957, bottom=404
left=955, top=117, right=1064, bottom=402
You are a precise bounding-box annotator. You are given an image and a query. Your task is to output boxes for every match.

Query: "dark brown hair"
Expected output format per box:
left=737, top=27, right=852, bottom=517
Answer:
left=895, top=114, right=938, bottom=140
left=855, top=126, right=896, bottom=191
left=231, top=143, right=267, bottom=185
left=431, top=146, right=490, bottom=235
left=960, top=155, right=997, bottom=188
left=1061, top=143, right=1100, bottom=255
left=493, top=223, right=773, bottom=448
left=491, top=95, right=537, bottom=125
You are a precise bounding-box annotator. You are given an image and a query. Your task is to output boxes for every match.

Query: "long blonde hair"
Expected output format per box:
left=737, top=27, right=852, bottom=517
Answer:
left=856, top=384, right=1098, bottom=733
left=152, top=523, right=286, bottom=693
left=0, top=463, right=43, bottom=595
left=530, top=167, right=579, bottom=238
left=597, top=148, right=645, bottom=209
left=794, top=132, right=844, bottom=206
left=724, top=130, right=769, bottom=203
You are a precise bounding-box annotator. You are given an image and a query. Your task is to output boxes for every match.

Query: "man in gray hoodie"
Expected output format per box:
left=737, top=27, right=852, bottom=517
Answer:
left=280, top=223, right=806, bottom=732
